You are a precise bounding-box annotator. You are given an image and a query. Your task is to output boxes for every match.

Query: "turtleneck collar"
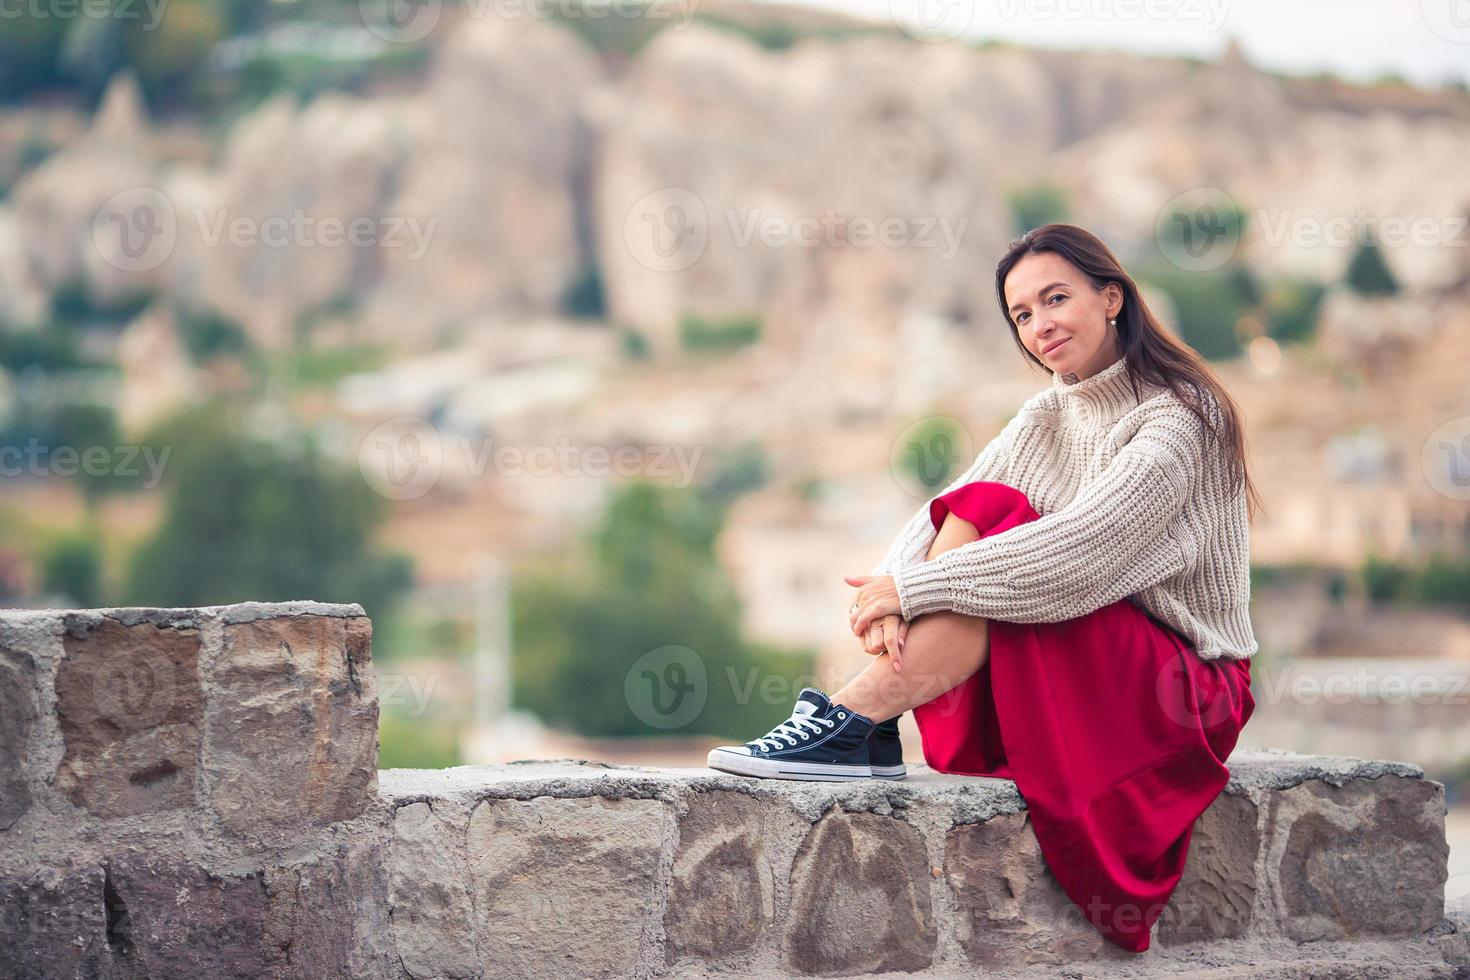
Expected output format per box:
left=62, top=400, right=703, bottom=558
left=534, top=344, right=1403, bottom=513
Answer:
left=1050, top=353, right=1151, bottom=420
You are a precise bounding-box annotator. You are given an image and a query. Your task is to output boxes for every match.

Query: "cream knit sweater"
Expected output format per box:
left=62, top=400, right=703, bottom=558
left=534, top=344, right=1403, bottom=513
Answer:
left=874, top=354, right=1257, bottom=661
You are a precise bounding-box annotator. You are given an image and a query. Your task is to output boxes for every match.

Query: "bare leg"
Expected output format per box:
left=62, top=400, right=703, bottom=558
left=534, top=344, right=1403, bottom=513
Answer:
left=831, top=512, right=991, bottom=723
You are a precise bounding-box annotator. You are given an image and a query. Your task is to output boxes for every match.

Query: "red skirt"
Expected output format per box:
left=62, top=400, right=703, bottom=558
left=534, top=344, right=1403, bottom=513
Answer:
left=910, top=481, right=1255, bottom=953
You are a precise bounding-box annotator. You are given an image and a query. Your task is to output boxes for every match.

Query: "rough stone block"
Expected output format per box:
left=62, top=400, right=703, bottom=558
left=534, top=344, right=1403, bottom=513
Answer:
left=468, top=795, right=665, bottom=979
left=1158, top=791, right=1260, bottom=945
left=944, top=811, right=1110, bottom=967
left=55, top=619, right=204, bottom=818
left=665, top=790, right=785, bottom=963
left=0, top=646, right=37, bottom=829
left=104, top=854, right=276, bottom=979
left=0, top=866, right=111, bottom=980
left=266, top=841, right=395, bottom=980
left=786, top=809, right=936, bottom=976
left=389, top=801, right=481, bottom=980
left=1270, top=776, right=1448, bottom=942
left=210, top=615, right=377, bottom=839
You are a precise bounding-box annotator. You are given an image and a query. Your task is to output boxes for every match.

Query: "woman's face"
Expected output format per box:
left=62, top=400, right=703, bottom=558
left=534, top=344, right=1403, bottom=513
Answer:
left=1004, top=251, right=1123, bottom=380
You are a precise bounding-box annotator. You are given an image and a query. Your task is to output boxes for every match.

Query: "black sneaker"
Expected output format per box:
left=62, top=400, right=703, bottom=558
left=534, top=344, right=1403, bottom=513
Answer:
left=707, top=688, right=875, bottom=781
left=869, top=712, right=907, bottom=780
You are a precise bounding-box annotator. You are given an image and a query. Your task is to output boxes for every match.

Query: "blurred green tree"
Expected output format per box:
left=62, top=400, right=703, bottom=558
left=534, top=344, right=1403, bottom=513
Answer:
left=512, top=481, right=814, bottom=739
left=123, top=403, right=413, bottom=620
left=1361, top=552, right=1410, bottom=602
left=379, top=709, right=463, bottom=769
left=1410, top=551, right=1470, bottom=612
left=1006, top=182, right=1071, bottom=236
left=40, top=530, right=104, bottom=607
left=679, top=311, right=762, bottom=352
left=1344, top=235, right=1399, bottom=296
left=1135, top=263, right=1255, bottom=360
left=560, top=263, right=606, bottom=319
left=1263, top=276, right=1326, bottom=344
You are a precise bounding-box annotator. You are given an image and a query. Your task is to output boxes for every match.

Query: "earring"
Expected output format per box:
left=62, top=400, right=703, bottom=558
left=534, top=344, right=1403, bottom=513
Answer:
left=1110, top=318, right=1116, bottom=326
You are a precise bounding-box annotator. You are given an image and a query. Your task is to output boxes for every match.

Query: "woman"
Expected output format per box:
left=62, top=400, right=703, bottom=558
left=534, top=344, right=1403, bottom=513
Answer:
left=706, top=223, right=1261, bottom=953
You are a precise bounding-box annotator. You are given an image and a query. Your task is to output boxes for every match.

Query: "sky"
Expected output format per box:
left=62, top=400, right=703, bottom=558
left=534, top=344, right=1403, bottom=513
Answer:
left=754, top=0, right=1470, bottom=89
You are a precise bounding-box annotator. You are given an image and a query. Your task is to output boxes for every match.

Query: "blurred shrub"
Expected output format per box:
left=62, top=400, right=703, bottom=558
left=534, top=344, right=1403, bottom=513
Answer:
left=40, top=530, right=104, bottom=606
left=0, top=14, right=68, bottom=102
left=1361, top=552, right=1410, bottom=602
left=1250, top=562, right=1325, bottom=588
left=511, top=481, right=814, bottom=739
left=1360, top=550, right=1470, bottom=612
left=121, top=0, right=227, bottom=102
left=1, top=0, right=429, bottom=113
left=0, top=130, right=57, bottom=201
left=702, top=440, right=769, bottom=506
left=695, top=14, right=800, bottom=50
left=1411, top=552, right=1470, bottom=611
left=1263, top=276, right=1326, bottom=344
left=679, top=311, right=761, bottom=352
left=379, top=708, right=463, bottom=769
left=176, top=305, right=252, bottom=364
left=1135, top=262, right=1255, bottom=361
left=1344, top=237, right=1399, bottom=296
left=692, top=10, right=884, bottom=49
left=0, top=329, right=89, bottom=374
left=1325, top=570, right=1348, bottom=605
left=291, top=292, right=358, bottom=342
left=262, top=343, right=390, bottom=391
left=560, top=262, right=606, bottom=319
left=50, top=277, right=156, bottom=331
left=372, top=604, right=476, bottom=663
left=1006, top=181, right=1071, bottom=235
left=0, top=398, right=137, bottom=504
left=618, top=326, right=651, bottom=360
left=123, top=402, right=414, bottom=619
left=550, top=4, right=667, bottom=60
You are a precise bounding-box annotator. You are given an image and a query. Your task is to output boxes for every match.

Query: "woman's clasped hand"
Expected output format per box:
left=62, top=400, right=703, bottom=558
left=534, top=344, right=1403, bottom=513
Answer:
left=843, top=574, right=906, bottom=672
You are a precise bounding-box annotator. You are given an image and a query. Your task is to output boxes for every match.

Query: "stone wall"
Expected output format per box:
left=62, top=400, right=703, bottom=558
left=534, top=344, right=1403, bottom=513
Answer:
left=2, top=604, right=1467, bottom=978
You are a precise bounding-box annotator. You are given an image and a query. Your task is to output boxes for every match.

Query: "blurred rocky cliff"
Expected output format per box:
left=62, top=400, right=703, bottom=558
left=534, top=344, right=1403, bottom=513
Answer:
left=3, top=9, right=1467, bottom=365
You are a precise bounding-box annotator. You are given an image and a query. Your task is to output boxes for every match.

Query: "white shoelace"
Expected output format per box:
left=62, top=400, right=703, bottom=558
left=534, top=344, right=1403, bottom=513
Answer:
left=749, top=712, right=834, bottom=752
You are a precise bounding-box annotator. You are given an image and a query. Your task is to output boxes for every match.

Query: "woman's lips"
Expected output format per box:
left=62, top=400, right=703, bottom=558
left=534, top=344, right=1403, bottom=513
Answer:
left=1044, top=337, right=1070, bottom=356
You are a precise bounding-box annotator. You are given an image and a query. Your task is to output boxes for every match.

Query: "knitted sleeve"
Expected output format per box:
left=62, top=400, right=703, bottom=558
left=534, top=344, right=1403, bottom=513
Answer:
left=871, top=411, right=1029, bottom=577
left=892, top=402, right=1207, bottom=622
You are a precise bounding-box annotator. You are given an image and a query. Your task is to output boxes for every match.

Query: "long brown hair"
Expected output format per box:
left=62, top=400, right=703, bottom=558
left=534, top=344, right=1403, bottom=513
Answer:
left=994, top=223, right=1265, bottom=523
